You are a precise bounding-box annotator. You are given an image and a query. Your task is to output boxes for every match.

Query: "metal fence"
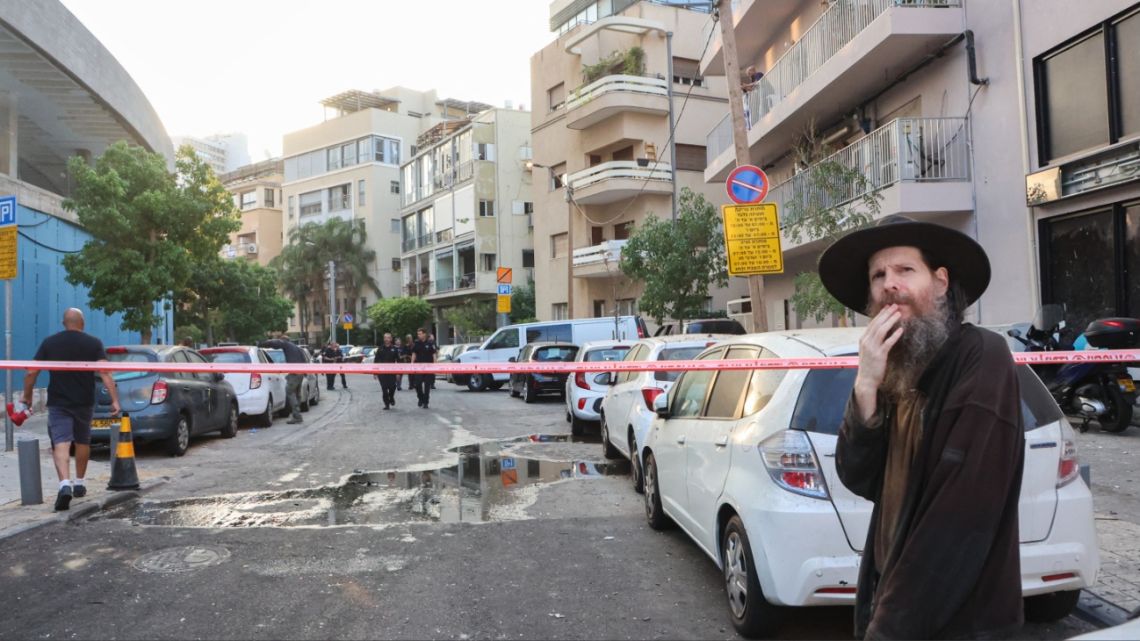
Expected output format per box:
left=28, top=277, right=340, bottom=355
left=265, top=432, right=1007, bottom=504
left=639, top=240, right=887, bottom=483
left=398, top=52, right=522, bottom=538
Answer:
left=767, top=117, right=970, bottom=219
left=707, top=113, right=734, bottom=165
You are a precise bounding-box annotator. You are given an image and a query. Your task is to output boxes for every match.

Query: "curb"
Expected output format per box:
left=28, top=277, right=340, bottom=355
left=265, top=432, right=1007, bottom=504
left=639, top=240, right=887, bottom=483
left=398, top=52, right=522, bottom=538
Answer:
left=1076, top=589, right=1133, bottom=630
left=0, top=475, right=170, bottom=541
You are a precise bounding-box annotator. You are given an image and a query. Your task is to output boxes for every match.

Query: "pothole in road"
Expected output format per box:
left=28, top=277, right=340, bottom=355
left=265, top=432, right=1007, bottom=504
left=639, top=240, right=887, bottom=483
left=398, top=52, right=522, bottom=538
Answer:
left=93, top=434, right=630, bottom=528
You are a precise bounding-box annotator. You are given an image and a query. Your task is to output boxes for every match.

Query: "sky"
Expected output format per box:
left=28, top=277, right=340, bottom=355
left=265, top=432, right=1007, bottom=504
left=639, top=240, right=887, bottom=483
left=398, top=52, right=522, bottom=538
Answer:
left=59, top=0, right=554, bottom=161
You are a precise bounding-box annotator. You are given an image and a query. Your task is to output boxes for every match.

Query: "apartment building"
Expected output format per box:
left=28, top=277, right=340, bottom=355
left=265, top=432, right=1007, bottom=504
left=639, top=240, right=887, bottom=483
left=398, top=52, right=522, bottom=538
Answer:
left=219, top=159, right=284, bottom=268
left=531, top=0, right=749, bottom=324
left=703, top=0, right=1138, bottom=332
left=173, top=133, right=250, bottom=175
left=281, top=88, right=491, bottom=339
left=398, top=108, right=535, bottom=342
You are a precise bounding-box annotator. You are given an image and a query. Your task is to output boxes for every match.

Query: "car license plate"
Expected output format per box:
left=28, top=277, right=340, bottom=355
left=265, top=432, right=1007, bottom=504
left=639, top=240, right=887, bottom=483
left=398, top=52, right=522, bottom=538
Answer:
left=91, top=418, right=119, bottom=430
left=1119, top=378, right=1136, bottom=393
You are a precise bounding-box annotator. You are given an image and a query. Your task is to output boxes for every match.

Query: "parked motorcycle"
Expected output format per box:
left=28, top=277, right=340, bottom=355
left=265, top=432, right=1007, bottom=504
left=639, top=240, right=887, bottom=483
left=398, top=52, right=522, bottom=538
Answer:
left=1008, top=304, right=1140, bottom=433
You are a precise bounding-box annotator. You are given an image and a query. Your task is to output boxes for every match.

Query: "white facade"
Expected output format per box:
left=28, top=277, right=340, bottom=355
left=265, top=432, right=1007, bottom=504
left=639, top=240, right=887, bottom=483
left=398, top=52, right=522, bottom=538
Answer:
left=173, top=133, right=250, bottom=174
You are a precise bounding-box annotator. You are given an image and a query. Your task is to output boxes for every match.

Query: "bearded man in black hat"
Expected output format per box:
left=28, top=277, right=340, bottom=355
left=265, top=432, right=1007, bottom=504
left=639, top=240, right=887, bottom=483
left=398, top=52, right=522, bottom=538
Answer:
left=819, top=216, right=1025, bottom=640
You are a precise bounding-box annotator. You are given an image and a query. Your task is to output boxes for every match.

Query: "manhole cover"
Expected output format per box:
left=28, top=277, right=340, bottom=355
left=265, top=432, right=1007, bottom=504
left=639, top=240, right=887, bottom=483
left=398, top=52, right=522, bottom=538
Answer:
left=132, top=545, right=231, bottom=573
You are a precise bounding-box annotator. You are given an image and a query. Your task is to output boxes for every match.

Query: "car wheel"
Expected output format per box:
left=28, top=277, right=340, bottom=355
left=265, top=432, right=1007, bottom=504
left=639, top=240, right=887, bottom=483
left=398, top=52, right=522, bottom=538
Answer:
left=1024, top=590, right=1080, bottom=623
left=165, top=414, right=191, bottom=457
left=467, top=374, right=488, bottom=392
left=600, top=416, right=619, bottom=459
left=1099, top=384, right=1133, bottom=433
left=258, top=396, right=274, bottom=427
left=630, top=432, right=644, bottom=494
left=643, top=452, right=671, bottom=530
left=220, top=403, right=239, bottom=439
left=523, top=378, right=536, bottom=404
left=723, top=515, right=782, bottom=638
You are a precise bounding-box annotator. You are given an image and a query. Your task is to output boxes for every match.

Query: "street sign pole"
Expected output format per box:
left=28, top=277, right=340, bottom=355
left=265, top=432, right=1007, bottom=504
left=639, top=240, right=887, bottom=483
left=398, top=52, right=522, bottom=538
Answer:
left=4, top=279, right=11, bottom=452
left=0, top=196, right=16, bottom=452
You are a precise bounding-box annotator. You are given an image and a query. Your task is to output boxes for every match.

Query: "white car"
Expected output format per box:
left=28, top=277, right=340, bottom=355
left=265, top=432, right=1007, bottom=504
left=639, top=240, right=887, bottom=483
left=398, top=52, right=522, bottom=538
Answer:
left=200, top=346, right=288, bottom=426
left=564, top=340, right=634, bottom=434
left=641, top=329, right=1099, bottom=638
left=263, top=348, right=321, bottom=413
left=600, top=335, right=724, bottom=492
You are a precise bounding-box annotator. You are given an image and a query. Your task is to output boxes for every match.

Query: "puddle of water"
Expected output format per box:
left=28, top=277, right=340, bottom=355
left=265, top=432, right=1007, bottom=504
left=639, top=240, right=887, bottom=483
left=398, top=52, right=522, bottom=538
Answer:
left=94, top=434, right=628, bottom=528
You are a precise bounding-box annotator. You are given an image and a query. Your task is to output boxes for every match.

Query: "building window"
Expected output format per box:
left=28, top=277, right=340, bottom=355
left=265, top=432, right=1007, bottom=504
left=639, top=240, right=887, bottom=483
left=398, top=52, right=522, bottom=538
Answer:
left=616, top=298, right=638, bottom=316
left=548, top=82, right=566, bottom=112
left=288, top=195, right=295, bottom=219
left=342, top=142, right=357, bottom=167
left=672, top=57, right=704, bottom=87
left=674, top=144, right=708, bottom=172
left=299, top=190, right=322, bottom=216
left=1036, top=7, right=1140, bottom=163
left=358, top=180, right=366, bottom=206
left=522, top=249, right=535, bottom=268
left=328, top=147, right=341, bottom=171
left=328, top=184, right=351, bottom=211
left=480, top=253, right=496, bottom=271
left=614, top=221, right=635, bottom=240
left=479, top=199, right=495, bottom=217
left=240, top=191, right=257, bottom=209
left=264, top=188, right=275, bottom=208
left=551, top=162, right=566, bottom=190
left=475, top=143, right=496, bottom=161
left=392, top=258, right=401, bottom=271
left=391, top=218, right=401, bottom=233
left=551, top=232, right=568, bottom=258
left=390, top=180, right=400, bottom=194
left=552, top=303, right=568, bottom=320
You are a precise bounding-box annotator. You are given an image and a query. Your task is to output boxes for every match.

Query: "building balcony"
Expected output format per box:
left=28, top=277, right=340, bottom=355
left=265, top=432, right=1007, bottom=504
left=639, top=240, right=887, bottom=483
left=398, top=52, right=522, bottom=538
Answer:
left=705, top=0, right=964, bottom=182
left=572, top=239, right=628, bottom=278
left=565, top=74, right=670, bottom=130
left=770, top=117, right=973, bottom=257
left=426, top=272, right=490, bottom=301
left=567, top=161, right=673, bottom=205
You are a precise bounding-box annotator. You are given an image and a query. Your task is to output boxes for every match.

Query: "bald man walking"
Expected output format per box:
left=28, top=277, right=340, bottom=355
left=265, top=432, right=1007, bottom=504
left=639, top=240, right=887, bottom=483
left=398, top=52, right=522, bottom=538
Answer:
left=23, top=309, right=120, bottom=511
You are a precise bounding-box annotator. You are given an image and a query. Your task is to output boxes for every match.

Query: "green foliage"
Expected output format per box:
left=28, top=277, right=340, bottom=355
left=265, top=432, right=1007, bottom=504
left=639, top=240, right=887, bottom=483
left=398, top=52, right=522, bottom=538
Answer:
left=367, top=297, right=432, bottom=340
left=62, top=142, right=239, bottom=342
left=443, top=299, right=497, bottom=342
left=582, top=46, right=646, bottom=84
left=509, top=277, right=537, bottom=324
left=790, top=271, right=849, bottom=324
left=619, top=188, right=727, bottom=326
left=178, top=258, right=293, bottom=345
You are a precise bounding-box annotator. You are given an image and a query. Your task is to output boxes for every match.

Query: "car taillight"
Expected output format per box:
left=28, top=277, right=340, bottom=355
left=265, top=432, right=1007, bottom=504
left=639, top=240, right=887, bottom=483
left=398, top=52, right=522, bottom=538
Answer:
left=575, top=372, right=589, bottom=390
left=107, top=347, right=127, bottom=354
left=759, top=430, right=829, bottom=499
left=578, top=398, right=587, bottom=410
left=641, top=387, right=664, bottom=410
left=249, top=372, right=262, bottom=389
left=1057, top=438, right=1079, bottom=488
left=150, top=380, right=169, bottom=404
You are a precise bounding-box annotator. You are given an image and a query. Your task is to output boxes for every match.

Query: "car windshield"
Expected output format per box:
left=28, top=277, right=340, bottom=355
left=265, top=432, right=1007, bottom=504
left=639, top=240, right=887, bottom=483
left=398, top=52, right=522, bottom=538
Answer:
left=107, top=351, right=156, bottom=382
left=204, top=352, right=251, bottom=364
left=265, top=349, right=285, bottom=364
left=584, top=347, right=630, bottom=362
left=654, top=346, right=705, bottom=382
left=534, top=346, right=578, bottom=362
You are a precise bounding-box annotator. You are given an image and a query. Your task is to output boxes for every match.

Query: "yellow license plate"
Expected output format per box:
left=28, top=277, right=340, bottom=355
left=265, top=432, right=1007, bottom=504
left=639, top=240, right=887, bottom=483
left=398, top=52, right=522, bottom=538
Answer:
left=1119, top=378, right=1136, bottom=393
left=91, top=418, right=120, bottom=430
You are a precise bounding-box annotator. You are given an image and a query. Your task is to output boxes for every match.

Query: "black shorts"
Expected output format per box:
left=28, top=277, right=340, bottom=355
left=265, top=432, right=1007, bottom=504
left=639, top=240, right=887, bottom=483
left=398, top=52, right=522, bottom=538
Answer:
left=47, top=406, right=94, bottom=447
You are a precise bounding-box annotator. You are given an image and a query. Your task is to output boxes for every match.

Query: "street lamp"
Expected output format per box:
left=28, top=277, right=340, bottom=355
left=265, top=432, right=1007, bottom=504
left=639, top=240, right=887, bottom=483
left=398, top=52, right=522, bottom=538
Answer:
left=528, top=161, right=574, bottom=319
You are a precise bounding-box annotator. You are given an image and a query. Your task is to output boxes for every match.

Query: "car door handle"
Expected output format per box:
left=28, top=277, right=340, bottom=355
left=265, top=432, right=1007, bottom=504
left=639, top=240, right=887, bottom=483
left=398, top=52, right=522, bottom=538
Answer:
left=676, top=435, right=686, bottom=445
left=715, top=436, right=729, bottom=447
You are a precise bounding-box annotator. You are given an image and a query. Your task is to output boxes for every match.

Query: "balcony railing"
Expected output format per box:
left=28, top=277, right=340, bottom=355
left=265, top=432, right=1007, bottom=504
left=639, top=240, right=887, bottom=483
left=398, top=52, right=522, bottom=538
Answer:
left=404, top=279, right=432, bottom=296
left=767, top=117, right=970, bottom=222
left=567, top=161, right=672, bottom=191
left=457, top=272, right=476, bottom=290
left=565, top=73, right=669, bottom=111
left=743, top=0, right=961, bottom=128
left=707, top=113, right=733, bottom=165
left=417, top=233, right=434, bottom=248
left=434, top=277, right=456, bottom=294
left=573, top=239, right=628, bottom=268
left=402, top=237, right=416, bottom=252
left=436, top=229, right=454, bottom=244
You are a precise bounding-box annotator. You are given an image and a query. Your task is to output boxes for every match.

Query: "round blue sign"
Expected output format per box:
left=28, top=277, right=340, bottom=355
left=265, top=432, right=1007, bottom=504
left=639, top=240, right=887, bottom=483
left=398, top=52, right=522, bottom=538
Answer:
left=726, top=165, right=770, bottom=204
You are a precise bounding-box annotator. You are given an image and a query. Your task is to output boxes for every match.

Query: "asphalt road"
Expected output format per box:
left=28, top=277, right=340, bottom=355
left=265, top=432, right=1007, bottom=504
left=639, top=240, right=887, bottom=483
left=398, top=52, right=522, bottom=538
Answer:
left=0, top=375, right=1099, bottom=640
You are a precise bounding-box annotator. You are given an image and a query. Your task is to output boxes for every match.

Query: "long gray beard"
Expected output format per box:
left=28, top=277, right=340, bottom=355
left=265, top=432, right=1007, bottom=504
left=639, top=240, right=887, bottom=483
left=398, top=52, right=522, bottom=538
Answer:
left=881, top=296, right=956, bottom=399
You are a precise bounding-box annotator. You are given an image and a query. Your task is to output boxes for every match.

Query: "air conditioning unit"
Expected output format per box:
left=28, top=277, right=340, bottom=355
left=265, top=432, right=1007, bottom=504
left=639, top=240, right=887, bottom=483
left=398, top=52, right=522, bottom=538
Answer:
left=246, top=243, right=258, bottom=254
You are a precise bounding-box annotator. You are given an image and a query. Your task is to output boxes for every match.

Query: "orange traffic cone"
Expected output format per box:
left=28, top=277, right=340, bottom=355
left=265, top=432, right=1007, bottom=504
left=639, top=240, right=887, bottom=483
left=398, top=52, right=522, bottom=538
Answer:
left=107, top=413, right=140, bottom=491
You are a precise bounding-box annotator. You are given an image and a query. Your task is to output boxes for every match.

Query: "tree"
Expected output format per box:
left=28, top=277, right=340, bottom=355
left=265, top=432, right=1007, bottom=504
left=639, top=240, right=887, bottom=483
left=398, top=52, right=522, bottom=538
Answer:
left=781, top=122, right=881, bottom=324
left=62, top=142, right=239, bottom=342
left=444, top=299, right=497, bottom=342
left=619, top=188, right=727, bottom=326
left=366, top=297, right=432, bottom=340
left=509, top=277, right=537, bottom=324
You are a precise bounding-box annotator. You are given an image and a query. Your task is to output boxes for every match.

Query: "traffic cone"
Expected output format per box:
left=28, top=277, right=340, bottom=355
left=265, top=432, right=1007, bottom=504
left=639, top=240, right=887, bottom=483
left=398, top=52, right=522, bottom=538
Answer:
left=107, top=413, right=140, bottom=491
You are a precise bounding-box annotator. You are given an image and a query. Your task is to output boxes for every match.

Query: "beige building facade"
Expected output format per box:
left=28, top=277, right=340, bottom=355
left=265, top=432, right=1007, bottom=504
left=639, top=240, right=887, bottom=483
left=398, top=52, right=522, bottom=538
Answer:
left=399, top=108, right=535, bottom=343
left=281, top=88, right=491, bottom=339
left=531, top=0, right=749, bottom=326
left=220, top=159, right=284, bottom=268
left=702, top=0, right=1139, bottom=332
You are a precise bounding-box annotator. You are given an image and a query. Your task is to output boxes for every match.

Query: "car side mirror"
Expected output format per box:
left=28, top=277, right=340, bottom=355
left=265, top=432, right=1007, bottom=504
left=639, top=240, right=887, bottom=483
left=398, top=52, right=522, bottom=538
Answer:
left=508, top=357, right=517, bottom=363
left=593, top=372, right=613, bottom=386
left=213, top=372, right=225, bottom=382
left=654, top=393, right=670, bottom=418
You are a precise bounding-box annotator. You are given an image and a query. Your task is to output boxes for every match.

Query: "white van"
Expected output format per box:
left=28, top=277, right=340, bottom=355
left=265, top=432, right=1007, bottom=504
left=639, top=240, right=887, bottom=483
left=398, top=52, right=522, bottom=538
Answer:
left=454, top=316, right=647, bottom=391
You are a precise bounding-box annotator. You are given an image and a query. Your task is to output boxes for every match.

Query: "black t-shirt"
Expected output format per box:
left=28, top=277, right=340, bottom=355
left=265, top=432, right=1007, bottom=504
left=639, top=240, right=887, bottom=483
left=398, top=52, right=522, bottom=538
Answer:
left=33, top=330, right=107, bottom=408
left=411, top=339, right=437, bottom=363
left=258, top=339, right=307, bottom=364
left=373, top=345, right=401, bottom=364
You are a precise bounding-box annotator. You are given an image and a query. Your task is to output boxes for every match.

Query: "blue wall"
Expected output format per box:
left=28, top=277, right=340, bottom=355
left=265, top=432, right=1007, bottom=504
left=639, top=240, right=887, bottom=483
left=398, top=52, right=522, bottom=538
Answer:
left=6, top=204, right=173, bottom=387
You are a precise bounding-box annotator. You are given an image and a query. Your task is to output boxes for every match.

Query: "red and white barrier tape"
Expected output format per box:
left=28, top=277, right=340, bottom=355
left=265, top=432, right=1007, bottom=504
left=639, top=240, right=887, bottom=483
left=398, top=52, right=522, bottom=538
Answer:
left=1, top=350, right=1138, bottom=376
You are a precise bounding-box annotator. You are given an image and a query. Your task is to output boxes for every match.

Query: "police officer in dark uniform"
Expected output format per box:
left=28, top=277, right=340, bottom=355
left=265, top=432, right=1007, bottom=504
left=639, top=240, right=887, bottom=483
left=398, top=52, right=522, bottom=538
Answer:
left=373, top=333, right=401, bottom=409
left=410, top=328, right=438, bottom=409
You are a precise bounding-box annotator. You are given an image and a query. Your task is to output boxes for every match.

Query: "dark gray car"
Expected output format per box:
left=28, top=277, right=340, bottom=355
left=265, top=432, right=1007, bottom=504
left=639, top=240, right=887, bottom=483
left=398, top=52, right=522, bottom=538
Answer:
left=91, top=345, right=239, bottom=456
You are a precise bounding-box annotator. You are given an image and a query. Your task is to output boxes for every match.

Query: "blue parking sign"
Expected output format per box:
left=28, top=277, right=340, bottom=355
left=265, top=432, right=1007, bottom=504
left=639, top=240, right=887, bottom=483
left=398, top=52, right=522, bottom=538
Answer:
left=0, top=196, right=16, bottom=227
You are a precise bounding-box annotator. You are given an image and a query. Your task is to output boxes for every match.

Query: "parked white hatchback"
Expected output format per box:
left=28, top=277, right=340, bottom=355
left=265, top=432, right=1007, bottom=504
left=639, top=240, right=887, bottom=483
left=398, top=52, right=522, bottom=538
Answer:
left=599, top=335, right=725, bottom=492
left=200, top=346, right=288, bottom=426
left=564, top=340, right=633, bottom=434
left=641, top=329, right=1099, bottom=638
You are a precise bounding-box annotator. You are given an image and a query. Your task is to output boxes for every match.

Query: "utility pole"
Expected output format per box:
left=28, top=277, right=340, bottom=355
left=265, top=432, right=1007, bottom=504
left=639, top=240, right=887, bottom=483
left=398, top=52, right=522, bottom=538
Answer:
left=717, top=0, right=768, bottom=332
left=327, top=260, right=336, bottom=345
left=665, top=30, right=679, bottom=223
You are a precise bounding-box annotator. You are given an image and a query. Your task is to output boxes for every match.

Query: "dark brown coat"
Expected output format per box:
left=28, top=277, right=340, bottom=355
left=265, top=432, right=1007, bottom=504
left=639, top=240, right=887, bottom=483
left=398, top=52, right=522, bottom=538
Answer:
left=837, top=324, right=1026, bottom=639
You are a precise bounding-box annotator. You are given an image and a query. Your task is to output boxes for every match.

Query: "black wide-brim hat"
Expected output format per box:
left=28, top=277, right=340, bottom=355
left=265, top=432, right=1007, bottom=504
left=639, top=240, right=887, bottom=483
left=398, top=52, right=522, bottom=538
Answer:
left=817, top=216, right=991, bottom=314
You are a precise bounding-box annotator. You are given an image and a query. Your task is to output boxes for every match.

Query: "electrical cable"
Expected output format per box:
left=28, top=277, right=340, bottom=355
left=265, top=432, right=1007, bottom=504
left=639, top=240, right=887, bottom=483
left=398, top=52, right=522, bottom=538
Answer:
left=17, top=230, right=82, bottom=254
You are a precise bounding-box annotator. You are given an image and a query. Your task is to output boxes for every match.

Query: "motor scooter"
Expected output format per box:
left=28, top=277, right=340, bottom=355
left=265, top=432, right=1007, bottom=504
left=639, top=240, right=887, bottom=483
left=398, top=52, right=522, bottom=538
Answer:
left=1008, top=304, right=1140, bottom=433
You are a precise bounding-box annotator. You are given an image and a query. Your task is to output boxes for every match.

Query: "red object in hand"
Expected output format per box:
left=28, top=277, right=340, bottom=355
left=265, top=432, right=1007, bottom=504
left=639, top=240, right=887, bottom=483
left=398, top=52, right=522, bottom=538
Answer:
left=6, top=402, right=31, bottom=426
